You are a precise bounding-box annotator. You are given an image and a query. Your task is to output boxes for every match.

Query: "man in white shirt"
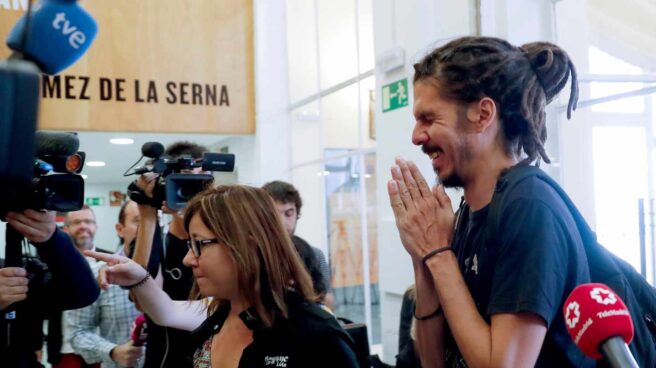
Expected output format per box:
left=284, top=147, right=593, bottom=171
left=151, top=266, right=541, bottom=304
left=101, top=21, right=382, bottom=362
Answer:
left=55, top=205, right=143, bottom=368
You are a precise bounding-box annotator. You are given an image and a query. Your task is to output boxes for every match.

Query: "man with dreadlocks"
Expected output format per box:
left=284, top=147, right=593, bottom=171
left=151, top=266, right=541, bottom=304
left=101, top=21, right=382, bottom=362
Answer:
left=387, top=36, right=593, bottom=367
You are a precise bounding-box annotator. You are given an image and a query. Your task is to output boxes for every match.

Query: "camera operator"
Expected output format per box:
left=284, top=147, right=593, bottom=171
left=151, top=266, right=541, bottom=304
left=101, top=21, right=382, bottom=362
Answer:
left=0, top=209, right=100, bottom=367
left=129, top=141, right=208, bottom=368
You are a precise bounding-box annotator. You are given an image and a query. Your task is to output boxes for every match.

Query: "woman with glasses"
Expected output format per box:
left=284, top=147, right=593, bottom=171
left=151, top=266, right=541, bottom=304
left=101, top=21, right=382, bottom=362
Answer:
left=85, top=185, right=358, bottom=368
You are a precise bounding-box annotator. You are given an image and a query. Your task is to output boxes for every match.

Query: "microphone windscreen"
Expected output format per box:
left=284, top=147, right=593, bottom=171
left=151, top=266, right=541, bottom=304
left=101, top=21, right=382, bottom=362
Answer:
left=0, top=59, right=39, bottom=187
left=35, top=130, right=79, bottom=157
left=141, top=142, right=165, bottom=159
left=563, top=283, right=634, bottom=359
left=6, top=0, right=98, bottom=75
left=130, top=314, right=147, bottom=347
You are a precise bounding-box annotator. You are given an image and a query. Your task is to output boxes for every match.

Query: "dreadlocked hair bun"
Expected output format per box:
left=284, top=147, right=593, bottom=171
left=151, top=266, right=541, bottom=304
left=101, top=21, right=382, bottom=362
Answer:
left=413, top=36, right=579, bottom=164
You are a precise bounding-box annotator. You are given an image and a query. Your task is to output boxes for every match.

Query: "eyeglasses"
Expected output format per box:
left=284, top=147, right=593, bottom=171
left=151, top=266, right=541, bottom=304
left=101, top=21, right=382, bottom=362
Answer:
left=69, top=219, right=96, bottom=226
left=186, top=238, right=219, bottom=257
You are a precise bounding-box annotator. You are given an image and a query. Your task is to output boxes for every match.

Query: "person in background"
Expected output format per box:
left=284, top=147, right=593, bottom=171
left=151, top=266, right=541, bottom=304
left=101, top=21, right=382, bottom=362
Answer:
left=130, top=141, right=209, bottom=368
left=262, top=181, right=334, bottom=308
left=396, top=285, right=421, bottom=368
left=87, top=185, right=359, bottom=367
left=66, top=202, right=143, bottom=368
left=0, top=208, right=99, bottom=367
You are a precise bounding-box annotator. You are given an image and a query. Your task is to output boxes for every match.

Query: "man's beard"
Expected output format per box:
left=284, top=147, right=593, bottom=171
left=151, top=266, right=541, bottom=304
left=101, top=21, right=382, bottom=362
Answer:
left=436, top=169, right=465, bottom=189
left=425, top=133, right=471, bottom=190
left=73, top=237, right=94, bottom=251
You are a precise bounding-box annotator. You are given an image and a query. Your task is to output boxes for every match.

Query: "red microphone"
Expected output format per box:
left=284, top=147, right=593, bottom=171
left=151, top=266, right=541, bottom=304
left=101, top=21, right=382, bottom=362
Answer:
left=563, top=283, right=638, bottom=368
left=130, top=314, right=148, bottom=347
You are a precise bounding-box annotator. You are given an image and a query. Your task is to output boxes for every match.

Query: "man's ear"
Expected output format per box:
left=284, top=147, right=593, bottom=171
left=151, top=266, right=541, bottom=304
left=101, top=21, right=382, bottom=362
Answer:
left=465, top=97, right=497, bottom=133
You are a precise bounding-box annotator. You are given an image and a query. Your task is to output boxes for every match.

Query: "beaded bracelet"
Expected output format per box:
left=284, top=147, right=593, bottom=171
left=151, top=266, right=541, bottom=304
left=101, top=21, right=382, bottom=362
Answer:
left=126, top=272, right=151, bottom=290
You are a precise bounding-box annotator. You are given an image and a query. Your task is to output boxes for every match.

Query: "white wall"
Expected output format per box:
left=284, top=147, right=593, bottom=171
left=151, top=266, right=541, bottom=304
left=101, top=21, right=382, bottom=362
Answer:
left=253, top=0, right=292, bottom=185
left=372, top=0, right=477, bottom=361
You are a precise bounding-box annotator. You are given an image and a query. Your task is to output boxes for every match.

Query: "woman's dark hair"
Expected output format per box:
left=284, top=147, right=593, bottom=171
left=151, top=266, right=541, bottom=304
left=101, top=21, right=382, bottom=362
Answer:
left=292, top=236, right=328, bottom=298
left=413, top=36, right=579, bottom=164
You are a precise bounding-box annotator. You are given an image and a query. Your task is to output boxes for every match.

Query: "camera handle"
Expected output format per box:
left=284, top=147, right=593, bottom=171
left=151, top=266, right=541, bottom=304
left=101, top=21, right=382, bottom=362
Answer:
left=4, top=225, right=23, bottom=363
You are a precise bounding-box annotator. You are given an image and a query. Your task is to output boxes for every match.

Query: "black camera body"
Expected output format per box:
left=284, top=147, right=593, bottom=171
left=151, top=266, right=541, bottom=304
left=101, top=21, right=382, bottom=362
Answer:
left=130, top=142, right=235, bottom=210
left=0, top=131, right=86, bottom=217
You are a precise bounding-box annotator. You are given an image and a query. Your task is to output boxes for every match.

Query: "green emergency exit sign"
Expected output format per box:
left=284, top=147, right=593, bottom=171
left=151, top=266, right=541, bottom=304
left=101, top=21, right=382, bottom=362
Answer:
left=85, top=197, right=105, bottom=206
left=382, top=78, right=408, bottom=112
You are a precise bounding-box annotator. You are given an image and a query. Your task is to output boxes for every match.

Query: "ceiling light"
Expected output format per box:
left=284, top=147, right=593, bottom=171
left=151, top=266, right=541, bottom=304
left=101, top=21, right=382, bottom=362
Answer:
left=86, top=161, right=106, bottom=167
left=109, top=138, right=134, bottom=145
left=82, top=174, right=88, bottom=179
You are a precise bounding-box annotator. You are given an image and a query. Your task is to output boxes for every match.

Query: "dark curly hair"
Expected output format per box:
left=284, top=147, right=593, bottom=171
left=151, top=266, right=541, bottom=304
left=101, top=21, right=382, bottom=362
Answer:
left=165, top=141, right=208, bottom=160
left=413, top=36, right=579, bottom=164
left=262, top=181, right=303, bottom=217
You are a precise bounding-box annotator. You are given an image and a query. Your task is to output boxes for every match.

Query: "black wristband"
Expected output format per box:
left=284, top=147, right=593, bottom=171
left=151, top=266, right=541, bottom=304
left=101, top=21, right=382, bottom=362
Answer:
left=421, top=246, right=453, bottom=265
left=413, top=303, right=442, bottom=320
left=126, top=272, right=151, bottom=290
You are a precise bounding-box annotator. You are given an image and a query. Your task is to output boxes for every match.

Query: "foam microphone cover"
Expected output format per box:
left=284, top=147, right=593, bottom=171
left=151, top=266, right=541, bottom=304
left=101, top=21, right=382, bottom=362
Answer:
left=141, top=142, right=165, bottom=158
left=35, top=130, right=80, bottom=157
left=0, top=59, right=40, bottom=189
left=563, top=283, right=634, bottom=359
left=130, top=314, right=147, bottom=347
left=6, top=0, right=98, bottom=75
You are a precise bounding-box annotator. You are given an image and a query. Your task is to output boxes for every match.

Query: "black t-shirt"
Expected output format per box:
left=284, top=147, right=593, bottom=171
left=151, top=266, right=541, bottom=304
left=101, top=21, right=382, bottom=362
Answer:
left=186, top=294, right=359, bottom=368
left=444, top=175, right=596, bottom=367
left=143, top=231, right=194, bottom=368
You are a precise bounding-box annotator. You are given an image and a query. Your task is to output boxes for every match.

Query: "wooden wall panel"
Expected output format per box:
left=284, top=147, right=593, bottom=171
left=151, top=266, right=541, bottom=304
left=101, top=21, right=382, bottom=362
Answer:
left=0, top=0, right=255, bottom=134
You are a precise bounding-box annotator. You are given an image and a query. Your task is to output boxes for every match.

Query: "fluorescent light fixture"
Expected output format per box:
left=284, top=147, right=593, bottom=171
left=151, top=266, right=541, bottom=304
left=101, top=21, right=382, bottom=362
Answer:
left=109, top=138, right=134, bottom=145
left=86, top=161, right=106, bottom=167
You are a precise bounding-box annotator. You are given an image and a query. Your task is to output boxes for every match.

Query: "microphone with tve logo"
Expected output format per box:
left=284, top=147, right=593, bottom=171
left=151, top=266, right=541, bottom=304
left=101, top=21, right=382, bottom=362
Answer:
left=563, top=283, right=638, bottom=368
left=6, top=0, right=98, bottom=75
left=1, top=0, right=96, bottom=188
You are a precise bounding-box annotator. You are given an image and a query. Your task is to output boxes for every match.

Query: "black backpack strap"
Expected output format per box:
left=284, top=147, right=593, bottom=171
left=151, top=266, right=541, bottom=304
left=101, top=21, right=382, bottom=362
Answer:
left=487, top=164, right=656, bottom=365
left=486, top=164, right=544, bottom=245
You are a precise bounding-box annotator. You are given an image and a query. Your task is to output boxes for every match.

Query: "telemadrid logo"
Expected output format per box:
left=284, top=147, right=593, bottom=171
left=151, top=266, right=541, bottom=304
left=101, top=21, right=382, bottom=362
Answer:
left=565, top=301, right=581, bottom=329
left=590, top=287, right=617, bottom=305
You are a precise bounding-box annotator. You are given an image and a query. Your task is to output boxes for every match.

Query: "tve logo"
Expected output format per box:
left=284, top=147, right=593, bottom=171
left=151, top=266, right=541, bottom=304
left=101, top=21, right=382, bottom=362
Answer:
left=0, top=0, right=28, bottom=11
left=52, top=12, right=86, bottom=49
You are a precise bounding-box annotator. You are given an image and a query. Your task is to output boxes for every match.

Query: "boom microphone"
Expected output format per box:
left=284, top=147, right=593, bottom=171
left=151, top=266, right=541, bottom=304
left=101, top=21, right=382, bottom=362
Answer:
left=141, top=142, right=165, bottom=159
left=34, top=131, right=80, bottom=157
left=6, top=0, right=98, bottom=75
left=564, top=283, right=638, bottom=368
left=0, top=59, right=39, bottom=189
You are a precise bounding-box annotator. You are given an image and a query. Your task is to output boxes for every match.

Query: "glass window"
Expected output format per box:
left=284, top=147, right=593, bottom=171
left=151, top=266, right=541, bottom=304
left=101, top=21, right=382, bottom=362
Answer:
left=325, top=152, right=379, bottom=343
left=589, top=46, right=645, bottom=113
left=291, top=101, right=323, bottom=165
left=592, top=126, right=648, bottom=271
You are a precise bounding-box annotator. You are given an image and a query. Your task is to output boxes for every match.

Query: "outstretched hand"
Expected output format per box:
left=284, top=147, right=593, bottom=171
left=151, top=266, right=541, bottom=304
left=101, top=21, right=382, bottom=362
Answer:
left=84, top=251, right=148, bottom=287
left=388, top=157, right=455, bottom=261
